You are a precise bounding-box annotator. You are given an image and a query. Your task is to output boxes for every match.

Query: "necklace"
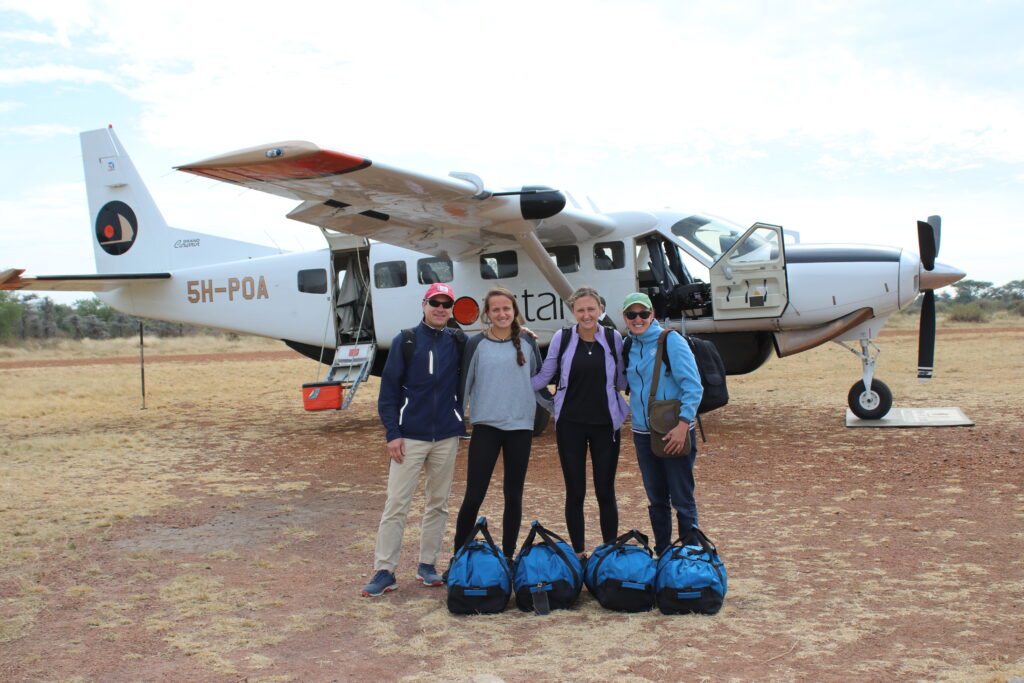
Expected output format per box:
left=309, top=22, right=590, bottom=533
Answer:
left=582, top=340, right=597, bottom=356
left=488, top=329, right=511, bottom=341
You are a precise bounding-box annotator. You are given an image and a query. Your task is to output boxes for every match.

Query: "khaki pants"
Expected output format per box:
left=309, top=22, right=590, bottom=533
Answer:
left=374, top=437, right=459, bottom=573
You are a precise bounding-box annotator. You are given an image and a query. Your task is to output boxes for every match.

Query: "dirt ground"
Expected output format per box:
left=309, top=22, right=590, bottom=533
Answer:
left=1, top=326, right=1022, bottom=682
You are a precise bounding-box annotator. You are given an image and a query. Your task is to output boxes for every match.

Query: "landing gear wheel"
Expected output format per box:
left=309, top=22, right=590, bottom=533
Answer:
left=847, top=379, right=892, bottom=420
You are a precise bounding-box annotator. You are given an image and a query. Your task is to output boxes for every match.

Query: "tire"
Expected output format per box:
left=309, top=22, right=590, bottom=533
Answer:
left=847, top=379, right=893, bottom=420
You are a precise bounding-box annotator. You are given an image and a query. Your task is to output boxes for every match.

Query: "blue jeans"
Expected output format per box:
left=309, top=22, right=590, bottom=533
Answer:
left=632, top=431, right=698, bottom=555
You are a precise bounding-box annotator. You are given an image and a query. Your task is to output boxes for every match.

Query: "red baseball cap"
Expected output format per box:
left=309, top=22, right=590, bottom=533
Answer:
left=424, top=283, right=455, bottom=300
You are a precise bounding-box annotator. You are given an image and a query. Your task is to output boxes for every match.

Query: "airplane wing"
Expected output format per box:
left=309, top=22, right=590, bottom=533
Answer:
left=0, top=269, right=171, bottom=292
left=176, top=142, right=617, bottom=261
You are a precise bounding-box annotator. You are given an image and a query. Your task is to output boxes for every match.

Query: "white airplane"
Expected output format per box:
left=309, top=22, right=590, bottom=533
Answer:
left=2, top=126, right=964, bottom=421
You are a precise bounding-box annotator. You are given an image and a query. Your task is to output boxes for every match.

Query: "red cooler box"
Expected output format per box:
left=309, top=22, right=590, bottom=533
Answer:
left=302, top=381, right=343, bottom=411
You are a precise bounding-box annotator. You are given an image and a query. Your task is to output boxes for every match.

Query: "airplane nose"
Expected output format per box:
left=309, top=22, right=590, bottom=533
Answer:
left=919, top=261, right=966, bottom=290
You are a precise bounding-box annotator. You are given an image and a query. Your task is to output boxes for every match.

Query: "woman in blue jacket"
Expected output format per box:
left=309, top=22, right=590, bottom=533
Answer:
left=621, top=292, right=703, bottom=555
left=532, top=286, right=629, bottom=557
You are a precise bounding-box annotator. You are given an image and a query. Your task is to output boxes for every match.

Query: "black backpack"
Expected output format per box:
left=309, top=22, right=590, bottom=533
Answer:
left=622, top=330, right=728, bottom=415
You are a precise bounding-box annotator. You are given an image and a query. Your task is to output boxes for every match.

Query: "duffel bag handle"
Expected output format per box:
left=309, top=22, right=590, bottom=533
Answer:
left=676, top=526, right=716, bottom=555
left=614, top=528, right=654, bottom=555
left=530, top=521, right=580, bottom=586
left=457, top=516, right=513, bottom=587
left=590, top=529, right=654, bottom=581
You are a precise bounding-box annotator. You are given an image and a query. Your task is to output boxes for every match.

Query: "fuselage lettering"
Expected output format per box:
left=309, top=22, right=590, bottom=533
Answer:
left=519, top=288, right=568, bottom=323
left=185, top=276, right=270, bottom=303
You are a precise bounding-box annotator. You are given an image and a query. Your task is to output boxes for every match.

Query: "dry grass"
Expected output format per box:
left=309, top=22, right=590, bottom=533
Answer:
left=0, top=323, right=1022, bottom=681
left=0, top=333, right=282, bottom=361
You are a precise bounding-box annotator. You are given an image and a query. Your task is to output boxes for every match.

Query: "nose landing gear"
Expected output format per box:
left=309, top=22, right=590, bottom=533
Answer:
left=837, top=338, right=893, bottom=420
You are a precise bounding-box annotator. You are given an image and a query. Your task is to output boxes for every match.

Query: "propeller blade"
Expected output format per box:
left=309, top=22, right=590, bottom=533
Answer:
left=917, top=220, right=937, bottom=271
left=927, top=215, right=941, bottom=258
left=918, top=289, right=935, bottom=381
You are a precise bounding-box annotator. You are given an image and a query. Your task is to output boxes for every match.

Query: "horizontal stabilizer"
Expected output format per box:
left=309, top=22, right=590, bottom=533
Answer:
left=0, top=270, right=171, bottom=292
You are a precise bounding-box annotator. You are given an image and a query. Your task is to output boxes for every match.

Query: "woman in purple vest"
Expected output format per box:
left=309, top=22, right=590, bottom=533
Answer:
left=532, top=286, right=628, bottom=558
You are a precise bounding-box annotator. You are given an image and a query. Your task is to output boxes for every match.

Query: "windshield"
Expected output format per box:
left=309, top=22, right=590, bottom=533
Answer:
left=669, top=214, right=771, bottom=263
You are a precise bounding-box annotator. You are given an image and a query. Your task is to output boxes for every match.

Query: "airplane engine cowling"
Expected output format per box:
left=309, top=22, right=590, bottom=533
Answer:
left=520, top=185, right=566, bottom=220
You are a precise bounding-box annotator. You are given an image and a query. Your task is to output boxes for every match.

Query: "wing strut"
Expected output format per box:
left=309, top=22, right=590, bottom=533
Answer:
left=513, top=231, right=574, bottom=301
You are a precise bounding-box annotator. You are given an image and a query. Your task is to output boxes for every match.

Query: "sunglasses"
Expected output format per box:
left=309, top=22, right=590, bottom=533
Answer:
left=624, top=310, right=652, bottom=320
left=425, top=298, right=454, bottom=309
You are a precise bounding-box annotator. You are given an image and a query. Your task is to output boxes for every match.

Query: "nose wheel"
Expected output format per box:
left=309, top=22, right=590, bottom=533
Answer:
left=837, top=338, right=893, bottom=420
left=847, top=379, right=892, bottom=420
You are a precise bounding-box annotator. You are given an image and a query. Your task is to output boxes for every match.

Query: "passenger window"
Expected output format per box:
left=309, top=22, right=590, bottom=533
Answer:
left=374, top=261, right=408, bottom=289
left=297, top=268, right=328, bottom=294
left=480, top=251, right=518, bottom=279
left=594, top=242, right=624, bottom=270
left=547, top=245, right=580, bottom=274
left=416, top=257, right=454, bottom=284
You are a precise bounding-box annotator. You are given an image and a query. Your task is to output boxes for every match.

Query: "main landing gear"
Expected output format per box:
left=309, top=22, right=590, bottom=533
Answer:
left=837, top=339, right=893, bottom=420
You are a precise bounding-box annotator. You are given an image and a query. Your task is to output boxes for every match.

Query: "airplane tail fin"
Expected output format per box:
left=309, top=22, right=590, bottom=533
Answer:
left=82, top=126, right=172, bottom=275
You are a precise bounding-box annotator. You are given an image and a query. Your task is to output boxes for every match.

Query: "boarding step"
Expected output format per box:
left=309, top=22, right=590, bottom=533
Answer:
left=301, top=343, right=376, bottom=411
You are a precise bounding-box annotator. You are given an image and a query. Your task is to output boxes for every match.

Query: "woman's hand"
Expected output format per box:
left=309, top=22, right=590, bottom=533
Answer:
left=661, top=421, right=691, bottom=455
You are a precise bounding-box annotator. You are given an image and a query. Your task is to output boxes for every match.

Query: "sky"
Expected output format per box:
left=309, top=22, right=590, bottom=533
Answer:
left=1, top=0, right=1022, bottom=305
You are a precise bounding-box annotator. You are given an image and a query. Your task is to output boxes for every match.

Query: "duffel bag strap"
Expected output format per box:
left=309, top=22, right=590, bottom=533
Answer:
left=471, top=516, right=513, bottom=587
left=679, top=526, right=716, bottom=555
left=532, top=522, right=580, bottom=586
left=590, top=528, right=653, bottom=579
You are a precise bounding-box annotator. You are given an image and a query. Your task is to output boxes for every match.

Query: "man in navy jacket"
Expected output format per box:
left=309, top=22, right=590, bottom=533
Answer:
left=362, top=282, right=465, bottom=597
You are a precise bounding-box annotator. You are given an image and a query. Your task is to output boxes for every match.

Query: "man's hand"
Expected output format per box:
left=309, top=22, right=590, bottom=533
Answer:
left=661, top=421, right=691, bottom=456
left=386, top=437, right=406, bottom=463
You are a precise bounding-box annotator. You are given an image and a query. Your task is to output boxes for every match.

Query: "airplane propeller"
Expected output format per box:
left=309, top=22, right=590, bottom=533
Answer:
left=915, top=215, right=941, bottom=382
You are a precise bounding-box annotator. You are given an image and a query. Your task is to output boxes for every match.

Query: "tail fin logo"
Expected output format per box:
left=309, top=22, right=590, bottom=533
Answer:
left=95, top=201, right=138, bottom=255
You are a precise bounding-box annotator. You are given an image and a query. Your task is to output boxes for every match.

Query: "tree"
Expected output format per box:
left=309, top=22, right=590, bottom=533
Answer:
left=951, top=279, right=993, bottom=303
left=990, top=279, right=1024, bottom=301
left=0, top=292, right=24, bottom=341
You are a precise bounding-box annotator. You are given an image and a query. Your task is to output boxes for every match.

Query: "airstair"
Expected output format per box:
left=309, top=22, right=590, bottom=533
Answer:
left=328, top=343, right=376, bottom=410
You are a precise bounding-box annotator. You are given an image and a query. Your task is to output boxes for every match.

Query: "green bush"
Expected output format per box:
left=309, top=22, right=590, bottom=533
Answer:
left=946, top=302, right=989, bottom=323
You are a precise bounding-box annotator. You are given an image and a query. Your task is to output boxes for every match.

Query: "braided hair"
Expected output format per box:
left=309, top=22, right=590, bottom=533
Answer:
left=481, top=286, right=526, bottom=366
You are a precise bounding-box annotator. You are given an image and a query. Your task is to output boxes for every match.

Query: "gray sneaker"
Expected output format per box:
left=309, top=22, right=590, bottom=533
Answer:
left=416, top=563, right=444, bottom=586
left=361, top=570, right=397, bottom=597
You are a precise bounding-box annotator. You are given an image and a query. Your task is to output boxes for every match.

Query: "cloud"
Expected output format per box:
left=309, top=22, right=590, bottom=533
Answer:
left=0, top=64, right=114, bottom=85
left=0, top=29, right=65, bottom=46
left=4, top=123, right=79, bottom=139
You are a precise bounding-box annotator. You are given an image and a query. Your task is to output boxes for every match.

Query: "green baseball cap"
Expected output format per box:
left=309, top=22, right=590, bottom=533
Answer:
left=622, top=292, right=653, bottom=311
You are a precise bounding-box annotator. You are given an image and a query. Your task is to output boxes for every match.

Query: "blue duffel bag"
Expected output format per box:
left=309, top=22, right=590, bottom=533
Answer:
left=655, top=526, right=727, bottom=615
left=446, top=517, right=513, bottom=614
left=513, top=521, right=583, bottom=614
left=584, top=529, right=657, bottom=612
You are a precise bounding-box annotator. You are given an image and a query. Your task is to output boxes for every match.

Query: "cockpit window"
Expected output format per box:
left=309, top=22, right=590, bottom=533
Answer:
left=670, top=214, right=762, bottom=262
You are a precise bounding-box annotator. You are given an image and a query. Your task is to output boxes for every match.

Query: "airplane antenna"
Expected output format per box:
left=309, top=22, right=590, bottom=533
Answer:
left=586, top=196, right=602, bottom=213
left=264, top=230, right=283, bottom=254
left=564, top=191, right=582, bottom=210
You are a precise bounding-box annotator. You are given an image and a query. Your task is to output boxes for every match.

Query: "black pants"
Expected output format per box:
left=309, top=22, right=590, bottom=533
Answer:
left=453, top=424, right=533, bottom=557
left=555, top=419, right=620, bottom=553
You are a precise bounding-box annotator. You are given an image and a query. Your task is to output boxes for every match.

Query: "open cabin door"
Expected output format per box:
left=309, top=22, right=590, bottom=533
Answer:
left=709, top=222, right=788, bottom=320
left=310, top=235, right=376, bottom=411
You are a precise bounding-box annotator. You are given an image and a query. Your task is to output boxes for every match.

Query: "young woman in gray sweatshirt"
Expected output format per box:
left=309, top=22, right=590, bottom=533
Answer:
left=452, top=286, right=552, bottom=559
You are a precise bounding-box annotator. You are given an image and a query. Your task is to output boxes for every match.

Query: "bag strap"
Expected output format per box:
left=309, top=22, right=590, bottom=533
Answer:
left=457, top=517, right=513, bottom=586
left=675, top=526, right=716, bottom=556
left=530, top=522, right=580, bottom=586
left=590, top=528, right=654, bottom=580
left=648, top=329, right=673, bottom=404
